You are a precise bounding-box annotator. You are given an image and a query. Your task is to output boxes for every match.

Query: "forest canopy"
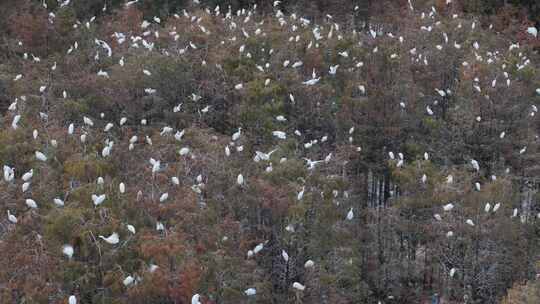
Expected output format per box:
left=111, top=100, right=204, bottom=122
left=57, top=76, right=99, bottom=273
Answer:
left=0, top=0, right=539, bottom=303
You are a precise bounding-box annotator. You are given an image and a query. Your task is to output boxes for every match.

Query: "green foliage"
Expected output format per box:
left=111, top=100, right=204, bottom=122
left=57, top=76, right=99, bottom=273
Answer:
left=59, top=99, right=91, bottom=122
left=0, top=128, right=34, bottom=167
left=63, top=156, right=115, bottom=182
left=44, top=207, right=84, bottom=243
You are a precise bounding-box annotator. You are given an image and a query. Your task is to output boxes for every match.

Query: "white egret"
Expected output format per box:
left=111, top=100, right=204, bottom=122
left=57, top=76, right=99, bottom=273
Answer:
left=99, top=232, right=119, bottom=244
left=54, top=198, right=65, bottom=207
left=244, top=288, right=256, bottom=296
left=329, top=65, right=339, bottom=75
left=272, top=131, right=286, bottom=139
left=26, top=198, right=38, bottom=209
left=68, top=295, right=77, bottom=304
left=92, top=194, right=106, bottom=206
left=63, top=244, right=74, bottom=258
left=83, top=116, right=94, bottom=126
left=7, top=210, right=17, bottom=224
left=22, top=169, right=33, bottom=181
left=127, top=224, right=136, bottom=234
left=237, top=174, right=244, bottom=186
left=297, top=187, right=304, bottom=201
left=179, top=147, right=190, bottom=156
left=35, top=151, right=47, bottom=162
left=471, top=159, right=479, bottom=171
left=292, top=282, right=305, bottom=291
left=253, top=243, right=264, bottom=254
left=159, top=193, right=169, bottom=202
left=282, top=250, right=289, bottom=262
left=527, top=27, right=538, bottom=38
left=11, top=115, right=21, bottom=129
left=346, top=208, right=354, bottom=220
left=123, top=275, right=135, bottom=286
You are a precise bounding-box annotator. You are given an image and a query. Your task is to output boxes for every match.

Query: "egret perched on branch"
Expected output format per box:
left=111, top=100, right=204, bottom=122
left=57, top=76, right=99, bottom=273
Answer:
left=11, top=115, right=21, bottom=129
left=127, top=224, right=136, bottom=234
left=232, top=128, right=242, bottom=141
left=244, top=288, right=256, bottom=296
left=26, top=199, right=38, bottom=209
left=272, top=131, right=286, bottom=139
left=99, top=232, right=119, bottom=244
left=63, top=244, right=74, bottom=259
left=7, top=210, right=17, bottom=223
left=253, top=243, right=264, bottom=254
left=35, top=151, right=47, bottom=162
left=92, top=194, right=106, bottom=206
left=4, top=165, right=14, bottom=182
left=471, top=159, right=479, bottom=171
left=304, top=260, right=315, bottom=268
left=329, top=65, right=339, bottom=75
left=159, top=193, right=169, bottom=202
left=527, top=27, right=538, bottom=38
left=282, top=250, right=289, bottom=262
left=22, top=169, right=33, bottom=181
left=68, top=295, right=77, bottom=304
left=293, top=185, right=304, bottom=201
left=123, top=275, right=134, bottom=286
left=192, top=294, right=201, bottom=304
left=179, top=147, right=190, bottom=156
left=54, top=198, right=65, bottom=207
left=292, top=282, right=305, bottom=291
left=346, top=208, right=354, bottom=220
left=83, top=116, right=94, bottom=126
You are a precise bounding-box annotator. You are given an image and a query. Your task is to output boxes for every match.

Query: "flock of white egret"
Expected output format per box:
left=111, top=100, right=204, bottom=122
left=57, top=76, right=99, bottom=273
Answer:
left=1, top=0, right=539, bottom=302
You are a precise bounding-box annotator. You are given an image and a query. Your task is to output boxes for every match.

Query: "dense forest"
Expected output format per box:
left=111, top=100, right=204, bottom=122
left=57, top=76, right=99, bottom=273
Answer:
left=0, top=0, right=539, bottom=303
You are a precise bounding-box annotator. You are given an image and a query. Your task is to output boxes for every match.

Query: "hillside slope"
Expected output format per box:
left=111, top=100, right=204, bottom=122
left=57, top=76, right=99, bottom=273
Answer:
left=0, top=1, right=539, bottom=303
